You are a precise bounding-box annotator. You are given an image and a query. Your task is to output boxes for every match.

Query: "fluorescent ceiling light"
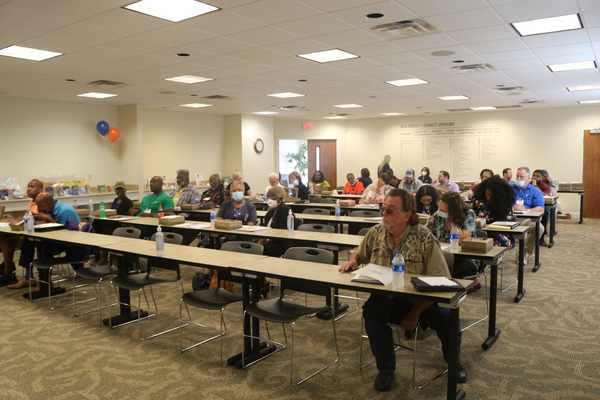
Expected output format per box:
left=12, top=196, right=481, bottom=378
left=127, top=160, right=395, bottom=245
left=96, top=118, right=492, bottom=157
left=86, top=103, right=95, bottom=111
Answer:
left=579, top=100, right=600, bottom=104
left=437, top=95, right=470, bottom=101
left=380, top=113, right=405, bottom=116
left=385, top=78, right=429, bottom=87
left=267, top=92, right=305, bottom=98
left=180, top=103, right=213, bottom=108
left=165, top=75, right=214, bottom=84
left=567, top=85, right=600, bottom=92
left=297, top=49, right=358, bottom=63
left=77, top=92, right=118, bottom=99
left=124, top=0, right=219, bottom=22
left=511, top=14, right=582, bottom=36
left=333, top=104, right=363, bottom=108
left=253, top=111, right=279, bottom=115
left=470, top=107, right=496, bottom=111
left=548, top=61, right=596, bottom=72
left=0, top=45, right=62, bottom=61
left=324, top=116, right=347, bottom=119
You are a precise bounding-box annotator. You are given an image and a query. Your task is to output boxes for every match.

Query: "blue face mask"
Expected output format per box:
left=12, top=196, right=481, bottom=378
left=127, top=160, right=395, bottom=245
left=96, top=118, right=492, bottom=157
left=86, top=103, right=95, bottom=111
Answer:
left=436, top=210, right=449, bottom=219
left=232, top=192, right=244, bottom=202
left=515, top=180, right=526, bottom=188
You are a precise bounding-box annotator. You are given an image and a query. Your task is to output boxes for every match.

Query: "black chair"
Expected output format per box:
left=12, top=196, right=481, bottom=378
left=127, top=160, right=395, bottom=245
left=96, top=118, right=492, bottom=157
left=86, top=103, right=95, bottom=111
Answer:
left=297, top=223, right=335, bottom=234
left=358, top=227, right=371, bottom=236
left=460, top=229, right=489, bottom=331
left=241, top=247, right=339, bottom=385
left=71, top=227, right=141, bottom=321
left=307, top=195, right=322, bottom=203
left=108, top=231, right=186, bottom=340
left=302, top=208, right=331, bottom=215
left=350, top=210, right=382, bottom=218
left=179, top=241, right=264, bottom=365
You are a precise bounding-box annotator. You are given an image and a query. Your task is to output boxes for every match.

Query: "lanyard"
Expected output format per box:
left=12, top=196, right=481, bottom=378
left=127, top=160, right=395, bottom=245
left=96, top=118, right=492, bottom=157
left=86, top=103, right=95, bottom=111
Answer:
left=233, top=203, right=244, bottom=220
left=388, top=228, right=412, bottom=263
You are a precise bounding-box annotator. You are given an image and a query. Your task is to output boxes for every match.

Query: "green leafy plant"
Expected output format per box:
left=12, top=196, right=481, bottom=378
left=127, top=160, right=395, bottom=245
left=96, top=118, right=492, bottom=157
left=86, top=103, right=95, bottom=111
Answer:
left=286, top=141, right=308, bottom=175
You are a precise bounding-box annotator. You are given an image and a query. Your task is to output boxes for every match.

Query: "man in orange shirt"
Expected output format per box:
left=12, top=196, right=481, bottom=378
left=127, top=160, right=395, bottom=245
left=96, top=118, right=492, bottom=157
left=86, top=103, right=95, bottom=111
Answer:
left=343, top=173, right=364, bottom=195
left=0, top=179, right=43, bottom=286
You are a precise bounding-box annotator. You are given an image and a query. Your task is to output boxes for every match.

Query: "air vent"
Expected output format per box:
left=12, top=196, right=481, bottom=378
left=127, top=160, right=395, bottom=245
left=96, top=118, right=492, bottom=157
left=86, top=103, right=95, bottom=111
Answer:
left=495, top=105, right=522, bottom=109
left=336, top=113, right=352, bottom=117
left=450, top=63, right=496, bottom=73
left=370, top=19, right=440, bottom=38
left=446, top=108, right=472, bottom=112
left=87, top=79, right=127, bottom=88
left=202, top=95, right=232, bottom=99
left=519, top=100, right=545, bottom=104
left=491, top=86, right=527, bottom=93
left=272, top=105, right=309, bottom=111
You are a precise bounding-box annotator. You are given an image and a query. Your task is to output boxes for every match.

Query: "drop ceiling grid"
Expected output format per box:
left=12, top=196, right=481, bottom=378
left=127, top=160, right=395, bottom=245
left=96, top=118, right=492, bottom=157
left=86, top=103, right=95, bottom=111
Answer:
left=490, top=0, right=581, bottom=22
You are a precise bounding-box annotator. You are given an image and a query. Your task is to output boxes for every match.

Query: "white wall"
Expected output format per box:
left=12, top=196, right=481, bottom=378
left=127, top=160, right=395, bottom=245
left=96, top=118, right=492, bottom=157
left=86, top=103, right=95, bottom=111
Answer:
left=240, top=114, right=275, bottom=196
left=274, top=105, right=600, bottom=214
left=140, top=108, right=224, bottom=187
left=0, top=97, right=120, bottom=190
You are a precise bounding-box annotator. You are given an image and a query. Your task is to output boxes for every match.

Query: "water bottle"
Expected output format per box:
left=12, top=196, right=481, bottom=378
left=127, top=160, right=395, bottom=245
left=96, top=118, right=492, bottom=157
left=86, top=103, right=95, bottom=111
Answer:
left=195, top=197, right=200, bottom=207
left=335, top=200, right=341, bottom=219
left=27, top=211, right=34, bottom=234
left=73, top=199, right=78, bottom=210
left=99, top=201, right=106, bottom=218
left=88, top=199, right=94, bottom=216
left=392, top=251, right=405, bottom=289
left=210, top=208, right=217, bottom=228
left=287, top=209, right=294, bottom=235
left=23, top=212, right=31, bottom=234
left=309, top=183, right=314, bottom=195
left=155, top=225, right=164, bottom=257
left=157, top=204, right=164, bottom=218
left=450, top=224, right=459, bottom=252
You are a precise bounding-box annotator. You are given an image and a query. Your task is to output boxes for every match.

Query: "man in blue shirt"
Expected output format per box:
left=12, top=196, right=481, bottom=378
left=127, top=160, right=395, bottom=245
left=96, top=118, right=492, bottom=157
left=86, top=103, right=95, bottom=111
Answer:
left=513, top=167, right=545, bottom=259
left=8, top=193, right=81, bottom=289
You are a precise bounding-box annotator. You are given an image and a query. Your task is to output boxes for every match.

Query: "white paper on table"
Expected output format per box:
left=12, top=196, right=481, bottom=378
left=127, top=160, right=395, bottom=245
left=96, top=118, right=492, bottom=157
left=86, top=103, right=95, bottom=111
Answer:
left=364, top=217, right=382, bottom=221
left=237, top=226, right=271, bottom=232
left=104, top=216, right=137, bottom=221
left=175, top=222, right=211, bottom=229
left=0, top=223, right=9, bottom=229
left=439, top=243, right=450, bottom=250
left=417, top=277, right=459, bottom=286
left=355, top=204, right=378, bottom=208
left=351, top=263, right=393, bottom=286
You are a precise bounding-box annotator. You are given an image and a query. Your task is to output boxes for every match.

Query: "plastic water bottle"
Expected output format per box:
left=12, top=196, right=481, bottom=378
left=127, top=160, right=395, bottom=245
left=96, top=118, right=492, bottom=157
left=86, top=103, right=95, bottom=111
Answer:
left=157, top=205, right=164, bottom=218
left=287, top=209, right=294, bottom=235
left=155, top=225, right=164, bottom=257
left=335, top=200, right=341, bottom=219
left=99, top=201, right=106, bottom=218
left=392, top=251, right=405, bottom=289
left=450, top=224, right=459, bottom=252
left=24, top=212, right=32, bottom=234
left=88, top=199, right=94, bottom=216
left=309, top=183, right=314, bottom=195
left=210, top=208, right=217, bottom=228
left=73, top=199, right=78, bottom=210
left=195, top=197, right=200, bottom=207
left=27, top=211, right=34, bottom=234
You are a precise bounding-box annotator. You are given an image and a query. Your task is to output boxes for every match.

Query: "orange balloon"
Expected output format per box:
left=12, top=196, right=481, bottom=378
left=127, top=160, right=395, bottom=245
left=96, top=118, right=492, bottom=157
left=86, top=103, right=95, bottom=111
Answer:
left=107, top=127, right=120, bottom=143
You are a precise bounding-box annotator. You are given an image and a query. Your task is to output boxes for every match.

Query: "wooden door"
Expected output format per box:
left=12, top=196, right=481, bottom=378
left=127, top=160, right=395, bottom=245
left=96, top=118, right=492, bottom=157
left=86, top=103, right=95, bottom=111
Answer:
left=583, top=129, right=599, bottom=218
left=308, top=139, right=337, bottom=189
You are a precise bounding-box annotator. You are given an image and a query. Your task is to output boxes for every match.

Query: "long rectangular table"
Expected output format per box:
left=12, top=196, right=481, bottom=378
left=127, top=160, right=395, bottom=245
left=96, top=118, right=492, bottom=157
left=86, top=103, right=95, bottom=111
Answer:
left=514, top=211, right=543, bottom=272
left=557, top=189, right=584, bottom=223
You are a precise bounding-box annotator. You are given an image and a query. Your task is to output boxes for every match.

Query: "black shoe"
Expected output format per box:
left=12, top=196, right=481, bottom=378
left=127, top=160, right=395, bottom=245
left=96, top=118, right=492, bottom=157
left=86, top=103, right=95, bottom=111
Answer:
left=374, top=371, right=395, bottom=391
left=0, top=273, right=18, bottom=287
left=456, top=359, right=467, bottom=383
left=540, top=240, right=548, bottom=247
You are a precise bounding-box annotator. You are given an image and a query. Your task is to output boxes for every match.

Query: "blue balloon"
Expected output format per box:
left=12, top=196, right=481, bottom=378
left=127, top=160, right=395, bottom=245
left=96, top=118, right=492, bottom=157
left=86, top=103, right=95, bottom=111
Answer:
left=96, top=121, right=109, bottom=136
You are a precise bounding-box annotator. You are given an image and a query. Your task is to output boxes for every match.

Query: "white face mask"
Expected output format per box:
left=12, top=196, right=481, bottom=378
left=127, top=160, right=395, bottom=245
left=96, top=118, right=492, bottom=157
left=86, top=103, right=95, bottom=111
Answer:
left=437, top=210, right=449, bottom=219
left=423, top=204, right=431, bottom=210
left=267, top=199, right=279, bottom=209
left=422, top=171, right=427, bottom=176
left=291, top=180, right=298, bottom=187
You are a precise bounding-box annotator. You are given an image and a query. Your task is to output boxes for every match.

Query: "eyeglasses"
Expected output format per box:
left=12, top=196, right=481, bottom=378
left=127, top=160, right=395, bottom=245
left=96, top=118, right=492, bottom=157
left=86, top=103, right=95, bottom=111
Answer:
left=381, top=207, right=406, bottom=215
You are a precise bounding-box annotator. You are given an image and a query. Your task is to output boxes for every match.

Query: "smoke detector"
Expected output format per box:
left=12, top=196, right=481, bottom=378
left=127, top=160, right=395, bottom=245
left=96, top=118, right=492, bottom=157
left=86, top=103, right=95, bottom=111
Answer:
left=491, top=86, right=527, bottom=93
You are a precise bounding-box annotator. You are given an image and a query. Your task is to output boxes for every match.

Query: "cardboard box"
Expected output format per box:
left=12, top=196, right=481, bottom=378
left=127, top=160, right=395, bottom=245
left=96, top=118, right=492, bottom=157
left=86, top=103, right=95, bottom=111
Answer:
left=94, top=209, right=117, bottom=217
left=571, top=182, right=584, bottom=191
left=417, top=213, right=431, bottom=225
left=159, top=215, right=185, bottom=225
left=339, top=200, right=355, bottom=207
left=214, top=219, right=242, bottom=230
left=180, top=204, right=200, bottom=210
left=544, top=196, right=557, bottom=205
left=461, top=237, right=493, bottom=253
left=285, top=196, right=300, bottom=203
left=558, top=183, right=572, bottom=191
left=475, top=218, right=487, bottom=229
left=132, top=201, right=141, bottom=208
left=76, top=209, right=90, bottom=217
left=9, top=220, right=24, bottom=231
left=321, top=190, right=333, bottom=196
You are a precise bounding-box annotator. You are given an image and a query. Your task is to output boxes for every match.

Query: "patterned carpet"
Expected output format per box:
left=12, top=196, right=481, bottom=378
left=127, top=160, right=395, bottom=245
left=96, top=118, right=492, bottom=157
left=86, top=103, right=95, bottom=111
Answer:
left=0, top=218, right=598, bottom=400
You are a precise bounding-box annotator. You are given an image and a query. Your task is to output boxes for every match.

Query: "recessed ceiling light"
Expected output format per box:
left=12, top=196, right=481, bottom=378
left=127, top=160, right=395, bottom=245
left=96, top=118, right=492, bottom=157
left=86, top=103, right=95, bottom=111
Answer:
left=297, top=49, right=358, bottom=63
left=180, top=103, right=213, bottom=108
left=298, top=79, right=307, bottom=82
left=471, top=107, right=496, bottom=111
left=324, top=116, right=347, bottom=119
left=511, top=13, right=582, bottom=36
left=0, top=45, right=62, bottom=61
left=548, top=61, right=596, bottom=72
left=366, top=13, right=384, bottom=19
left=385, top=78, right=429, bottom=87
left=579, top=100, right=600, bottom=104
left=253, top=111, right=279, bottom=115
left=267, top=92, right=305, bottom=98
left=177, top=53, right=190, bottom=57
left=124, top=0, right=219, bottom=22
left=333, top=104, right=364, bottom=108
left=452, top=60, right=465, bottom=64
left=437, top=95, right=470, bottom=101
left=65, top=79, right=76, bottom=82
left=77, top=92, right=118, bottom=99
left=380, top=112, right=405, bottom=116
left=164, top=75, right=214, bottom=84
left=567, top=85, right=600, bottom=92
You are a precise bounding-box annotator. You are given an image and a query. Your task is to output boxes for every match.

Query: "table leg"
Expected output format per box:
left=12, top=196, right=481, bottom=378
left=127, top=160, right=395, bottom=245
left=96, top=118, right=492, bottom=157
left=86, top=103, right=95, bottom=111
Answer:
left=448, top=307, right=466, bottom=400
left=532, top=219, right=541, bottom=272
left=548, top=206, right=556, bottom=248
left=515, top=240, right=526, bottom=302
left=579, top=192, right=584, bottom=224
left=482, top=264, right=500, bottom=350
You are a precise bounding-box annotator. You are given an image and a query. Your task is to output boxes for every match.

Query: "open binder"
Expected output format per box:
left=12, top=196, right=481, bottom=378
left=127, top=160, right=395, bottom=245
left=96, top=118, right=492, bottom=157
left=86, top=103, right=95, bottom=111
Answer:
left=410, top=276, right=465, bottom=292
